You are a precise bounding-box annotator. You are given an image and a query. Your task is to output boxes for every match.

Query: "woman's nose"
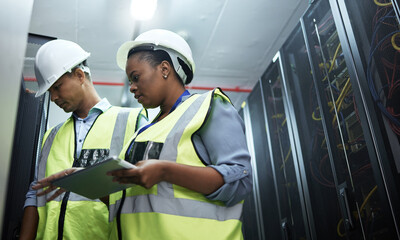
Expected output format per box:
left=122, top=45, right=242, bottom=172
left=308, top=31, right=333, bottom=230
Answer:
left=129, top=83, right=137, bottom=93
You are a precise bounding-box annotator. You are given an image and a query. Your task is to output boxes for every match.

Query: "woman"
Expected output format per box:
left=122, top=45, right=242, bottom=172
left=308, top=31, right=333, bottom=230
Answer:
left=107, top=29, right=252, bottom=240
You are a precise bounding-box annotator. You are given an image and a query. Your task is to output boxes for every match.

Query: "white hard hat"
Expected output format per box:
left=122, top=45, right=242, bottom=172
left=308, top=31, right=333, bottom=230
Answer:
left=34, top=39, right=91, bottom=97
left=116, top=29, right=195, bottom=84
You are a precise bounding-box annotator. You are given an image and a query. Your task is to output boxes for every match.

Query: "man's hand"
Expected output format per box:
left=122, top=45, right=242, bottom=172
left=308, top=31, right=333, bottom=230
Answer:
left=32, top=168, right=82, bottom=201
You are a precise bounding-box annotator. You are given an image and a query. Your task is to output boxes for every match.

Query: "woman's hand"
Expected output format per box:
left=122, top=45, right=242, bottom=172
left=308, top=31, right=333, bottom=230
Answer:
left=108, top=160, right=224, bottom=194
left=32, top=168, right=82, bottom=201
left=107, top=160, right=166, bottom=189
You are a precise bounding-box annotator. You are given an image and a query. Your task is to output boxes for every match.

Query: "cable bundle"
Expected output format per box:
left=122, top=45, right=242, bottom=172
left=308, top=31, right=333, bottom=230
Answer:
left=368, top=3, right=400, bottom=134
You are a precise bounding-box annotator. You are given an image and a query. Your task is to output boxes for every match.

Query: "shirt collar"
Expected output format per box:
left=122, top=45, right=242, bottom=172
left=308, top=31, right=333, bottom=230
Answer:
left=73, top=98, right=112, bottom=119
left=90, top=98, right=112, bottom=114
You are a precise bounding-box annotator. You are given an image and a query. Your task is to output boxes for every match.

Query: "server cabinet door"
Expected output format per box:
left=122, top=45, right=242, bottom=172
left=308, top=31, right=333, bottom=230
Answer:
left=302, top=0, right=398, bottom=239
left=280, top=23, right=342, bottom=240
left=239, top=106, right=262, bottom=240
left=260, top=61, right=308, bottom=240
left=247, top=82, right=281, bottom=240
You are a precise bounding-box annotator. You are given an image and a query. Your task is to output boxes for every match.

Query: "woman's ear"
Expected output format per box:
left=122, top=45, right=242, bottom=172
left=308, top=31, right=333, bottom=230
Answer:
left=160, top=60, right=171, bottom=79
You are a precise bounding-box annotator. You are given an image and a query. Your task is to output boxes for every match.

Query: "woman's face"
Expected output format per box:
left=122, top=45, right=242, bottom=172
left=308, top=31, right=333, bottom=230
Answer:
left=125, top=54, right=166, bottom=109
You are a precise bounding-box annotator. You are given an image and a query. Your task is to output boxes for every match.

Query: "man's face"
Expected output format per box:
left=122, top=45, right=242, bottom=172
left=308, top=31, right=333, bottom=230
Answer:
left=48, top=69, right=84, bottom=113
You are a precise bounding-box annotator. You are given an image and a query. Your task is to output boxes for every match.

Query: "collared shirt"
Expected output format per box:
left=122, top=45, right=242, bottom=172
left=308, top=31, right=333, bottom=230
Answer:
left=73, top=99, right=111, bottom=158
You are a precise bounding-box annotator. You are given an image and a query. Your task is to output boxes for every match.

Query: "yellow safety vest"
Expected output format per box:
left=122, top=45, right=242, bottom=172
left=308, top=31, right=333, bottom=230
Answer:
left=109, top=89, right=244, bottom=240
left=36, top=106, right=143, bottom=240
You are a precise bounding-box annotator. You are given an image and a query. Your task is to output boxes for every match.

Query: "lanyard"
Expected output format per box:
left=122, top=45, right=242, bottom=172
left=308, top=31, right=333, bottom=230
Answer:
left=139, top=90, right=189, bottom=134
left=126, top=90, right=190, bottom=157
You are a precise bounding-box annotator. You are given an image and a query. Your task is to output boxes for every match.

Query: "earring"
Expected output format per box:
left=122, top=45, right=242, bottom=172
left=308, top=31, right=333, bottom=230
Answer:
left=163, top=75, right=168, bottom=79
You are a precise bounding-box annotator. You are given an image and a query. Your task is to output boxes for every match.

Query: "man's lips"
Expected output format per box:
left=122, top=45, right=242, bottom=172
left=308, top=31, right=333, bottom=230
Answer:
left=56, top=101, right=64, bottom=108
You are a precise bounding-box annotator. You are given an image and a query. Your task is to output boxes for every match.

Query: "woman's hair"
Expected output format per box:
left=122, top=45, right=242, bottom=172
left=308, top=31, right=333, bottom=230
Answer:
left=131, top=50, right=192, bottom=86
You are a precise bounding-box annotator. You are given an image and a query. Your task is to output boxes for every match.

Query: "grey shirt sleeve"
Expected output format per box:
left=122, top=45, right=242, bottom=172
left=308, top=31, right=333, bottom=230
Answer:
left=192, top=94, right=252, bottom=206
left=24, top=171, right=38, bottom=208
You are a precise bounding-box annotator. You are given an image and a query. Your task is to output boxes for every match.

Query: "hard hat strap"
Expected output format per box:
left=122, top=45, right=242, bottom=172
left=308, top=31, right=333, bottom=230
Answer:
left=67, top=63, right=91, bottom=77
left=166, top=51, right=187, bottom=83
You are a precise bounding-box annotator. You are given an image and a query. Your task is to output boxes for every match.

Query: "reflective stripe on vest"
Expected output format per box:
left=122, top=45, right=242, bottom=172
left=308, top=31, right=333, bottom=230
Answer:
left=36, top=122, right=63, bottom=195
left=116, top=193, right=243, bottom=221
left=109, top=108, right=132, bottom=157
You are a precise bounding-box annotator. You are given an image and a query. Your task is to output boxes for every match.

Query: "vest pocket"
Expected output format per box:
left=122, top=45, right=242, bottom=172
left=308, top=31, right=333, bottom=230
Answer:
left=77, top=148, right=110, bottom=167
left=126, top=141, right=164, bottom=164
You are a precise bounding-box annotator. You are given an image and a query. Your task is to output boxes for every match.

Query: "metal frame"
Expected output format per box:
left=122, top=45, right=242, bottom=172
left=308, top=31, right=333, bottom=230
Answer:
left=259, top=65, right=285, bottom=240
left=279, top=41, right=317, bottom=239
left=245, top=80, right=282, bottom=239
left=300, top=2, right=341, bottom=193
left=242, top=102, right=266, bottom=240
left=392, top=0, right=400, bottom=23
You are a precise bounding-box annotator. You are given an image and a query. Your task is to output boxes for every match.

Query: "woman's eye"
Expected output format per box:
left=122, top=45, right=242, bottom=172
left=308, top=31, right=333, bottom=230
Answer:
left=129, top=75, right=139, bottom=84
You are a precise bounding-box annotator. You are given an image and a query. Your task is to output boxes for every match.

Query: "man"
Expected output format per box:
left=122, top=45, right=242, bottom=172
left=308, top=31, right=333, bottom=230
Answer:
left=19, top=39, right=146, bottom=240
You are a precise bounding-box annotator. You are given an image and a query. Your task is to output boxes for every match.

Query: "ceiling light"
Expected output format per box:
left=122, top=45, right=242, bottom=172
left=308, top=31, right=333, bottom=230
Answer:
left=130, top=0, right=157, bottom=21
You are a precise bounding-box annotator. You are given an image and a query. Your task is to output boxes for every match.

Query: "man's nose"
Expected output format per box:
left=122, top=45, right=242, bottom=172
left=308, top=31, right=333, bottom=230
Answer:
left=50, top=91, right=57, bottom=102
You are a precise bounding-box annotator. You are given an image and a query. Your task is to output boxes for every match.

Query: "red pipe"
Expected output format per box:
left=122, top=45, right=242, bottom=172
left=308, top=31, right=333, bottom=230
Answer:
left=186, top=86, right=252, bottom=93
left=93, top=81, right=124, bottom=86
left=24, top=77, right=125, bottom=86
left=24, top=77, right=37, bottom=82
left=24, top=78, right=252, bottom=93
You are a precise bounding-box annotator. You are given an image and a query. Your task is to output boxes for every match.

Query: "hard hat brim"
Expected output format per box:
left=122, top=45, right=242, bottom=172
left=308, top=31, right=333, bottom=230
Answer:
left=116, top=40, right=158, bottom=70
left=116, top=40, right=195, bottom=73
left=35, top=86, right=48, bottom=97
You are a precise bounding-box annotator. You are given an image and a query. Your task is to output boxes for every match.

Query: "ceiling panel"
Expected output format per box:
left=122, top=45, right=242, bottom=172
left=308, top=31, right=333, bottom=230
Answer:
left=28, top=0, right=309, bottom=110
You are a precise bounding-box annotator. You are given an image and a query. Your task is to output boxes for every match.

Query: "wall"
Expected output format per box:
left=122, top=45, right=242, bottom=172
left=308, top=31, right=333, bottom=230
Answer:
left=0, top=0, right=34, bottom=234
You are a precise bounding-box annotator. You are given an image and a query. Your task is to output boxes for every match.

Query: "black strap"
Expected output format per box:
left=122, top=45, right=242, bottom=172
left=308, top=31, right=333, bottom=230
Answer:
left=56, top=113, right=101, bottom=239
left=57, top=191, right=71, bottom=240
left=117, top=190, right=126, bottom=240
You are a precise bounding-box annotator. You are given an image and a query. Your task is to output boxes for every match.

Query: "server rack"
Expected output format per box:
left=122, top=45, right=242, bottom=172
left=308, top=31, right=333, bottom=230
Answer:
left=330, top=0, right=400, bottom=237
left=244, top=82, right=281, bottom=240
left=260, top=59, right=309, bottom=240
left=301, top=0, right=389, bottom=238
left=280, top=21, right=343, bottom=240
left=242, top=0, right=400, bottom=239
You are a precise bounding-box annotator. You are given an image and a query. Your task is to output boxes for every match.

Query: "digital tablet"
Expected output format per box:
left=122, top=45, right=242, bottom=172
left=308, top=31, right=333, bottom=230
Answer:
left=52, top=156, right=136, bottom=199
